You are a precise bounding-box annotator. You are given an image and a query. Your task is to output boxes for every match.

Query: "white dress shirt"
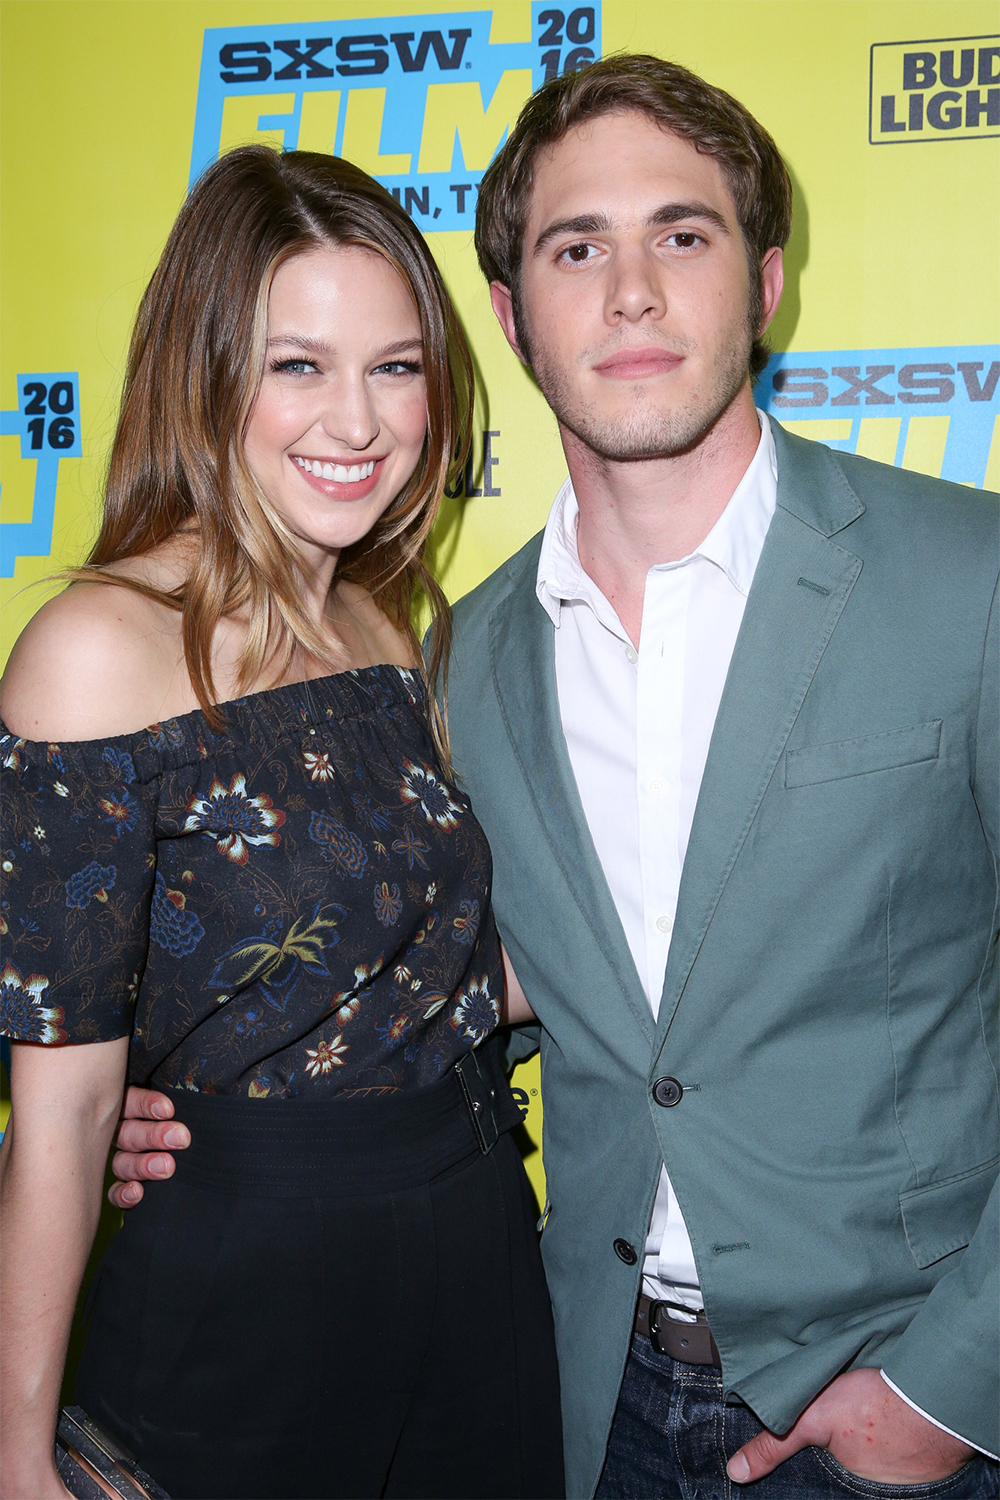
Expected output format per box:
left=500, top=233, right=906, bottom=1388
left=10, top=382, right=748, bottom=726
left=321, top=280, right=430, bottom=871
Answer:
left=532, top=411, right=995, bottom=1458
left=535, top=412, right=779, bottom=1307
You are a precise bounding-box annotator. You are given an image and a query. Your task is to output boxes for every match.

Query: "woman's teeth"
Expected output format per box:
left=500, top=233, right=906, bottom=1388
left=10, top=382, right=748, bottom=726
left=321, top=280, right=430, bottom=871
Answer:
left=294, top=456, right=376, bottom=484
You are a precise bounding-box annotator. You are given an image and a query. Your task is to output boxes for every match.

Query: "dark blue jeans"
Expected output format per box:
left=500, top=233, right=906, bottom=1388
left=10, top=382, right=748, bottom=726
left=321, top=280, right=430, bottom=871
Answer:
left=596, top=1333, right=999, bottom=1500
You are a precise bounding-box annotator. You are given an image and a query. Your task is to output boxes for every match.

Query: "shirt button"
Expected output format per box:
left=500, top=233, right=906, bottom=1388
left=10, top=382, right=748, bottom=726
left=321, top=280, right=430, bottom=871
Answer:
left=625, top=646, right=638, bottom=665
left=613, top=1238, right=638, bottom=1265
left=648, top=777, right=666, bottom=797
left=656, top=914, right=674, bottom=935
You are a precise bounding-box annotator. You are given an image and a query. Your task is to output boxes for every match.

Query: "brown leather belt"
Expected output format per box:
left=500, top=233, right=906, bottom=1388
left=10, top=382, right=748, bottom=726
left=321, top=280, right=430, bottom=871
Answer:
left=635, top=1293, right=721, bottom=1367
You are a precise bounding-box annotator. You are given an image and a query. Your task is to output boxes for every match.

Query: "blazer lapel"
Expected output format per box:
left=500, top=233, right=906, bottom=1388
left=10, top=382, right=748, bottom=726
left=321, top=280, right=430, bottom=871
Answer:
left=489, top=564, right=656, bottom=1046
left=655, top=426, right=866, bottom=1042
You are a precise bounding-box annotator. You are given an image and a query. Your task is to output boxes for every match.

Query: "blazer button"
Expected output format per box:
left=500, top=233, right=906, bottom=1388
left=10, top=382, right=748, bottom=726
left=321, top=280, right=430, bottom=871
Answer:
left=653, top=1076, right=683, bottom=1107
left=613, top=1238, right=638, bottom=1265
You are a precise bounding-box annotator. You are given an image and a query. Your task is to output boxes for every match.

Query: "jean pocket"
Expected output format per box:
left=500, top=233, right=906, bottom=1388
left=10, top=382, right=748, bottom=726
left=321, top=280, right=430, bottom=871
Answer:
left=813, top=1447, right=987, bottom=1497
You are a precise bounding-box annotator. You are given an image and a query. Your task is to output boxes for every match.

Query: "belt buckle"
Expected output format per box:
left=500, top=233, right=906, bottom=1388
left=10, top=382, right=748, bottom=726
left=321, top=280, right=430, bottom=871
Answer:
left=454, top=1052, right=499, bottom=1155
left=645, top=1299, right=668, bottom=1356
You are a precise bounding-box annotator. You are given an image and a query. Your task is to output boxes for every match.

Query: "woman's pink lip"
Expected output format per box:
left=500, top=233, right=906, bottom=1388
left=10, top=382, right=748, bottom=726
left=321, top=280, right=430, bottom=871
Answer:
left=291, top=455, right=386, bottom=500
left=593, top=350, right=683, bottom=378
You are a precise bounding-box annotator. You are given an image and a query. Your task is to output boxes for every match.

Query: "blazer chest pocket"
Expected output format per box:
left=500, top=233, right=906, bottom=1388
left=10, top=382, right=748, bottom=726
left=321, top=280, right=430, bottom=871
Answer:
left=783, top=720, right=942, bottom=789
left=899, top=1156, right=998, bottom=1269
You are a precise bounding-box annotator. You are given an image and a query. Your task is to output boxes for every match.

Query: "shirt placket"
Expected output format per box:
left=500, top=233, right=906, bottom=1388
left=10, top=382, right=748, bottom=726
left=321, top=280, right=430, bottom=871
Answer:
left=635, top=564, right=690, bottom=1017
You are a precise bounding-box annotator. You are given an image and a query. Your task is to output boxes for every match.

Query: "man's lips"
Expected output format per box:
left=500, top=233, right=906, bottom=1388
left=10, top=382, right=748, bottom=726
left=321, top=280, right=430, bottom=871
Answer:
left=592, top=348, right=684, bottom=379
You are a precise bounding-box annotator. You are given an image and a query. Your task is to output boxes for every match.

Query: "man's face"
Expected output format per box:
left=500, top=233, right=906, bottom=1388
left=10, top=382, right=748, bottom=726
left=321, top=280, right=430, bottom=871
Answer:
left=491, top=111, right=782, bottom=462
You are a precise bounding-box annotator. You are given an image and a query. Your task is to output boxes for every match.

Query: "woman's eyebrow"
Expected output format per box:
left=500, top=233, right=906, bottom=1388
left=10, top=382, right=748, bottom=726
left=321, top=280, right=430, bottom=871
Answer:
left=266, top=334, right=335, bottom=355
left=265, top=336, right=423, bottom=358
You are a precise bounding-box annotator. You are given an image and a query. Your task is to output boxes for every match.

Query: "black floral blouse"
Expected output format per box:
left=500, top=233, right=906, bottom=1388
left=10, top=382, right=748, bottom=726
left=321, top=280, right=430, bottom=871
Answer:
left=0, top=667, right=503, bottom=1098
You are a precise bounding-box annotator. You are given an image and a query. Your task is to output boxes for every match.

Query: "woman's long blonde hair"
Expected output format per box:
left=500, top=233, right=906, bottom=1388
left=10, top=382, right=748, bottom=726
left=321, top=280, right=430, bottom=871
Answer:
left=80, top=146, right=473, bottom=758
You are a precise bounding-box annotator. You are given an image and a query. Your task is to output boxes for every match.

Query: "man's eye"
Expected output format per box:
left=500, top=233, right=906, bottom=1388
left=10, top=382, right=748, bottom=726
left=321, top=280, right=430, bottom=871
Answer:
left=667, top=232, right=701, bottom=248
left=564, top=243, right=593, bottom=263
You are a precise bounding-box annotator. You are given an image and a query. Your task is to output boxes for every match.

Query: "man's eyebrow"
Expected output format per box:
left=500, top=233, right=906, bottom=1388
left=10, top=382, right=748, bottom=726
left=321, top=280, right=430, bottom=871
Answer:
left=532, top=213, right=614, bottom=257
left=647, top=201, right=731, bottom=234
left=531, top=202, right=731, bottom=257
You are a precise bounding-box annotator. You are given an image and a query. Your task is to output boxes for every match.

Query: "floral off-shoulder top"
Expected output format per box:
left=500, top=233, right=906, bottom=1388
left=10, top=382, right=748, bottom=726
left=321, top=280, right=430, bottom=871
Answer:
left=0, top=666, right=503, bottom=1098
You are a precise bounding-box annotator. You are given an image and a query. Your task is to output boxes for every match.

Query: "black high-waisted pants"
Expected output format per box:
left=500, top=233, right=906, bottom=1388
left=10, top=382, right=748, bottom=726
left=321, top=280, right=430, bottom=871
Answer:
left=75, top=1057, right=564, bottom=1500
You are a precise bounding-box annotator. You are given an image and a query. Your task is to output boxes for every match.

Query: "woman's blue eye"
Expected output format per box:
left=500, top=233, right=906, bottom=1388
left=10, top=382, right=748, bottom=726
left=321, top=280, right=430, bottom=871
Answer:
left=375, top=360, right=423, bottom=376
left=270, top=358, right=315, bottom=375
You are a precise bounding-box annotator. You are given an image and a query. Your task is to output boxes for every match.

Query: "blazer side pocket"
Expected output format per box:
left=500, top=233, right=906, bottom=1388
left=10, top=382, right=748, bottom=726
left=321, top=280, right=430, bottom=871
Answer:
left=899, top=1156, right=999, bottom=1269
left=784, top=720, right=942, bottom=789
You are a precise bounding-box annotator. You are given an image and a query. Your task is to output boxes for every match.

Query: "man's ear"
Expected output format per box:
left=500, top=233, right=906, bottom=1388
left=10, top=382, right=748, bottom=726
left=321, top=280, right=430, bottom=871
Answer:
left=489, top=281, right=527, bottom=363
left=758, top=247, right=784, bottom=334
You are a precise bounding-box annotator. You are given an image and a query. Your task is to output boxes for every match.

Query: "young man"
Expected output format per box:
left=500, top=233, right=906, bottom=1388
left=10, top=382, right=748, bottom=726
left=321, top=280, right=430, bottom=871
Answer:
left=113, top=55, right=998, bottom=1498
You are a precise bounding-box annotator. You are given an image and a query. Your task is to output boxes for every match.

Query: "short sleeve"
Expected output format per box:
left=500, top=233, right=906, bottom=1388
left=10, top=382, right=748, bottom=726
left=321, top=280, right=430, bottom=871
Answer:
left=0, top=727, right=158, bottom=1044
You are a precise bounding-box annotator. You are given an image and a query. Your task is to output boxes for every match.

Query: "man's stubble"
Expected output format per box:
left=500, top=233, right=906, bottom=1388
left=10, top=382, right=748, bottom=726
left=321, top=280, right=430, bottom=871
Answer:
left=513, top=269, right=763, bottom=464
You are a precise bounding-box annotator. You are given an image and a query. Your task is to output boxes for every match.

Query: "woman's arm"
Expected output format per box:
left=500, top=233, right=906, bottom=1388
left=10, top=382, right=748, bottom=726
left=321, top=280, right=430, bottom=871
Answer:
left=500, top=944, right=536, bottom=1025
left=0, top=1037, right=129, bottom=1500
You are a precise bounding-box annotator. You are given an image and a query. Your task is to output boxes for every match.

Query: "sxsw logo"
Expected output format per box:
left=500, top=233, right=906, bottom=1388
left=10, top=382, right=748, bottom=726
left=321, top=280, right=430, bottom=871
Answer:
left=760, top=347, right=999, bottom=490
left=191, top=5, right=601, bottom=229
left=870, top=35, right=999, bottom=142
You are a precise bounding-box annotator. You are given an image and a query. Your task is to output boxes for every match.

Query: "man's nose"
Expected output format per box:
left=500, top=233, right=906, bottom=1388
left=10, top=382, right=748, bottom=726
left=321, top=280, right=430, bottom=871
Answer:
left=605, top=246, right=667, bottom=324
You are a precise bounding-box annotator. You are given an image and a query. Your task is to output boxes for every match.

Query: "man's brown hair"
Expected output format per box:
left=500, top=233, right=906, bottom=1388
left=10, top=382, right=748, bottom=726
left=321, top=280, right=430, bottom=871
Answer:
left=475, top=53, right=792, bottom=376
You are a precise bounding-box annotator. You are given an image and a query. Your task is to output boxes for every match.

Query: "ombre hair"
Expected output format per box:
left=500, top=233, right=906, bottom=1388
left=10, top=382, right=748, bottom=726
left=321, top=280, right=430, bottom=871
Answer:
left=80, top=146, right=473, bottom=755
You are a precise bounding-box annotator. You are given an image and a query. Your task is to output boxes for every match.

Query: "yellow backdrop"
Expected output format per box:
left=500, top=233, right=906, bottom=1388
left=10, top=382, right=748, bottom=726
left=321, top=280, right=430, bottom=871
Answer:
left=2, top=1, right=998, bottom=1192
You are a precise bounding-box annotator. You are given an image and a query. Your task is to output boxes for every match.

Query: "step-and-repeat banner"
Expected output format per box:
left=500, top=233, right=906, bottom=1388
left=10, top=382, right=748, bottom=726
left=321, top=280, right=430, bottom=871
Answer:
left=2, top=1, right=998, bottom=1187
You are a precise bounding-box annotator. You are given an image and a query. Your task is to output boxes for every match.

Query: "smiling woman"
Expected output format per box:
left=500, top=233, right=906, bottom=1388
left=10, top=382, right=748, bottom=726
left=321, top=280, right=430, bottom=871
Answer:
left=244, top=246, right=429, bottom=571
left=0, top=149, right=563, bottom=1500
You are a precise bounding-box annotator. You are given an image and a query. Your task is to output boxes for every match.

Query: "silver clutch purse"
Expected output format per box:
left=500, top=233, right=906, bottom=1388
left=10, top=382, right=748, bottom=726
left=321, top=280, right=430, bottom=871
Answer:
left=55, top=1406, right=171, bottom=1500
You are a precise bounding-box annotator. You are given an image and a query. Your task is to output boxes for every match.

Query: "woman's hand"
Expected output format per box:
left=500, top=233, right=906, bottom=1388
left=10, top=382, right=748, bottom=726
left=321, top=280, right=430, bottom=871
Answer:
left=108, top=1086, right=190, bottom=1210
left=0, top=1037, right=128, bottom=1500
left=500, top=945, right=537, bottom=1025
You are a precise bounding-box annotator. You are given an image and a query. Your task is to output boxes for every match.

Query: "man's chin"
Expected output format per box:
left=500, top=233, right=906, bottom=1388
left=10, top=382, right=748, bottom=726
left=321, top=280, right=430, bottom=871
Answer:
left=559, top=409, right=728, bottom=464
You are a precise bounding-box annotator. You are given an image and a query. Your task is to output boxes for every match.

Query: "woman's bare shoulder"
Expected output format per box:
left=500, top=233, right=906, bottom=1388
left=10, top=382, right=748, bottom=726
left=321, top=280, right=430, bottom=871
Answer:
left=1, top=577, right=185, bottom=743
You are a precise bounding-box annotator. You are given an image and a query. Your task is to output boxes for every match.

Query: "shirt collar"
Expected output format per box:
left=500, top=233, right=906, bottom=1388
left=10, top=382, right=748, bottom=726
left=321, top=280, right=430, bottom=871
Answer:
left=536, top=411, right=778, bottom=626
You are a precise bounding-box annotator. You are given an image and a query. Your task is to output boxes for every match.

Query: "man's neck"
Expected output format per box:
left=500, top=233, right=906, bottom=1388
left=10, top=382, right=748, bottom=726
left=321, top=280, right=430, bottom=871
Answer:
left=567, top=386, right=762, bottom=646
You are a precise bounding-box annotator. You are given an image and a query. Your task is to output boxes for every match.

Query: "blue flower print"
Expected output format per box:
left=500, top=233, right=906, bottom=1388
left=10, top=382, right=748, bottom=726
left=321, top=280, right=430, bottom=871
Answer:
left=392, top=829, right=430, bottom=870
left=146, top=720, right=184, bottom=751
left=183, top=774, right=285, bottom=864
left=351, top=792, right=393, bottom=832
left=0, top=961, right=65, bottom=1043
left=103, top=746, right=136, bottom=781
left=150, top=872, right=205, bottom=957
left=399, top=762, right=462, bottom=831
left=66, top=862, right=116, bottom=910
left=308, top=812, right=368, bottom=878
left=451, top=900, right=479, bottom=945
left=449, top=976, right=499, bottom=1046
left=98, top=789, right=139, bottom=839
left=374, top=881, right=402, bottom=927
left=376, top=1012, right=411, bottom=1048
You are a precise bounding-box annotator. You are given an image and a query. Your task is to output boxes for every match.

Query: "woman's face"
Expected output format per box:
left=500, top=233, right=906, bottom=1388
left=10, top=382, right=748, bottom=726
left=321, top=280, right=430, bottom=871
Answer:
left=244, top=244, right=428, bottom=568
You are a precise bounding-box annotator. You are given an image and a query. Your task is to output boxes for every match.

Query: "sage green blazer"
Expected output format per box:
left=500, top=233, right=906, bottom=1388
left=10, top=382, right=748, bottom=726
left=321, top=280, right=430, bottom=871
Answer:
left=443, top=423, right=999, bottom=1498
